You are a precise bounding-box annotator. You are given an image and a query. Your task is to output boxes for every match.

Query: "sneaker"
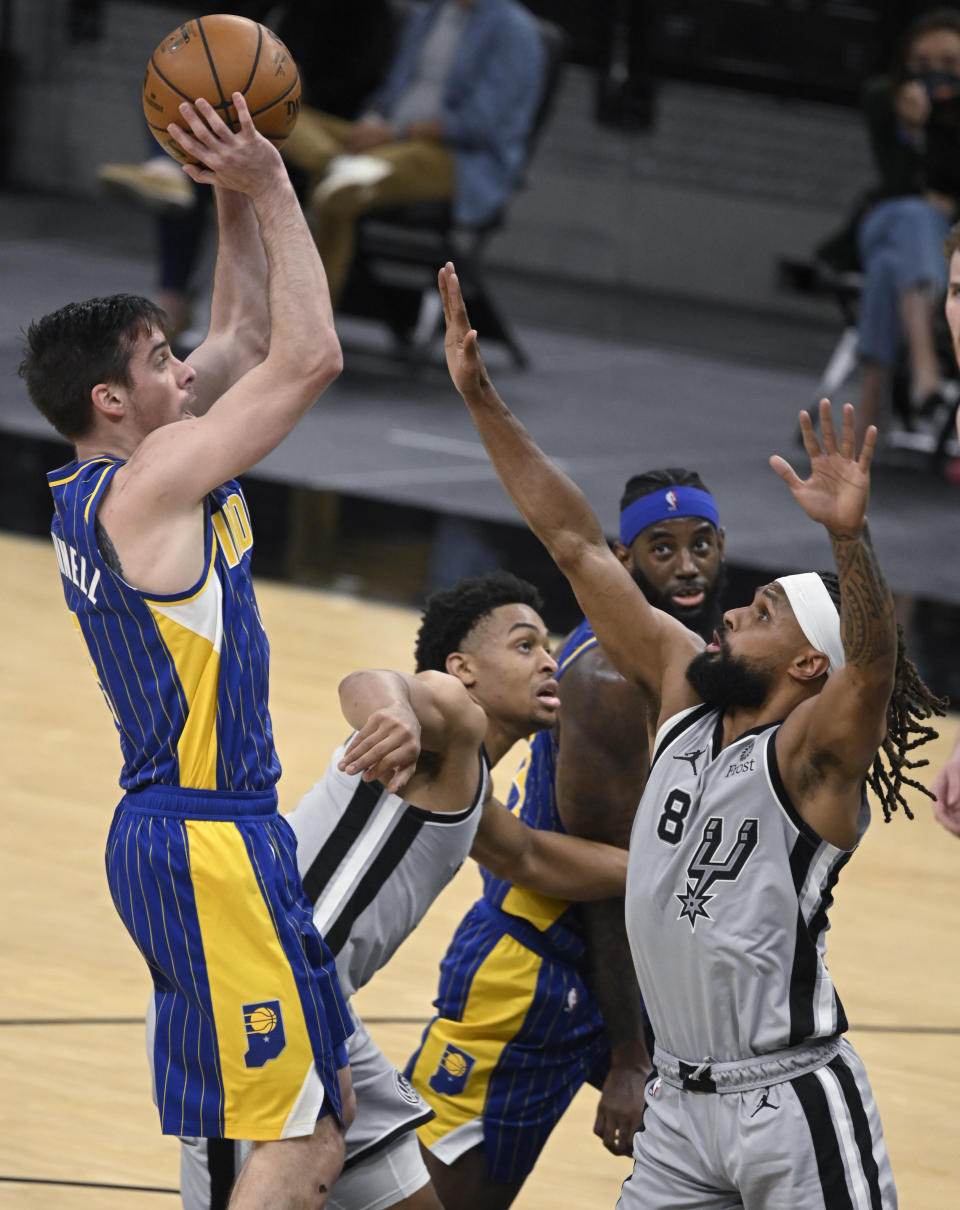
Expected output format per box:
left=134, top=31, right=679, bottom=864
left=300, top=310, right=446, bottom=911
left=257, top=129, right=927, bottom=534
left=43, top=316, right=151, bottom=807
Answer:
left=97, top=158, right=194, bottom=211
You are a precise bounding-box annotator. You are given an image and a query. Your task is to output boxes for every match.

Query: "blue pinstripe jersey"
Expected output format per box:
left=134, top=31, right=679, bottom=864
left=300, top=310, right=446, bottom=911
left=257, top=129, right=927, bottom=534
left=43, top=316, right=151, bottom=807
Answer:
left=47, top=456, right=280, bottom=793
left=479, top=617, right=599, bottom=960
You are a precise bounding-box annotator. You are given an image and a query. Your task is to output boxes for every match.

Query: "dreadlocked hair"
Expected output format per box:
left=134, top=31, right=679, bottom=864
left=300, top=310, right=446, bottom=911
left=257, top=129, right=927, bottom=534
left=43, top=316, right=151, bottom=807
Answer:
left=818, top=572, right=948, bottom=821
left=414, top=571, right=544, bottom=673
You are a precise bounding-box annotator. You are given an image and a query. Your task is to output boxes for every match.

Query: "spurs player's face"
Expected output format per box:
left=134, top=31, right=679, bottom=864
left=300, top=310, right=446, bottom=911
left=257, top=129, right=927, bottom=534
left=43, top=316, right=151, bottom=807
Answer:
left=946, top=250, right=960, bottom=442
left=461, top=604, right=560, bottom=735
left=117, top=326, right=197, bottom=441
left=688, top=583, right=809, bottom=708
left=716, top=584, right=808, bottom=665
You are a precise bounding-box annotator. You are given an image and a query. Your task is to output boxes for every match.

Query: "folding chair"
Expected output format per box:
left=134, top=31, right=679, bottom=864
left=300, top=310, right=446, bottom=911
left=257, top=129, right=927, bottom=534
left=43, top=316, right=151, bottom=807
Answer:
left=336, top=16, right=569, bottom=368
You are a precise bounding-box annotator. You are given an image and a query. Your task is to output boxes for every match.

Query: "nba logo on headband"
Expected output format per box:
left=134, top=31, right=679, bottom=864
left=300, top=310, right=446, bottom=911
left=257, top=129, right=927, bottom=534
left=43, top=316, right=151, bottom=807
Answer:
left=619, top=486, right=720, bottom=548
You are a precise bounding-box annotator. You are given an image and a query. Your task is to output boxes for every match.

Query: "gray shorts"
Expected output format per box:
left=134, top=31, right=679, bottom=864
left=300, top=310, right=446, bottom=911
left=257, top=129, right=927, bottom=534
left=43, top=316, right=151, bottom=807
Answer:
left=617, top=1039, right=897, bottom=1210
left=172, top=1011, right=433, bottom=1210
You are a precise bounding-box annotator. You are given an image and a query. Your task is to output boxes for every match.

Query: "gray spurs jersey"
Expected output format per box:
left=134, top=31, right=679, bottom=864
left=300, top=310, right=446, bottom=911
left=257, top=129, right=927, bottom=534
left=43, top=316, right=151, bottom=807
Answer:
left=626, top=703, right=867, bottom=1064
left=287, top=740, right=490, bottom=997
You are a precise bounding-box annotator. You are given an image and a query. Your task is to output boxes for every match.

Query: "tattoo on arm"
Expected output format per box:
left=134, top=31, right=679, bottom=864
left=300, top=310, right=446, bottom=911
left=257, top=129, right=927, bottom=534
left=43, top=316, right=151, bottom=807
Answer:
left=830, top=523, right=895, bottom=667
left=95, top=516, right=124, bottom=577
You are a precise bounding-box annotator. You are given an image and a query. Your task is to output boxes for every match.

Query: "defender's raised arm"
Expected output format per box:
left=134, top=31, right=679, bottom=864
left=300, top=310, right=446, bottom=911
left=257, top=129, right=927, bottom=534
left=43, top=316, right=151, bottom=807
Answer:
left=438, top=263, right=700, bottom=713
left=772, top=401, right=915, bottom=846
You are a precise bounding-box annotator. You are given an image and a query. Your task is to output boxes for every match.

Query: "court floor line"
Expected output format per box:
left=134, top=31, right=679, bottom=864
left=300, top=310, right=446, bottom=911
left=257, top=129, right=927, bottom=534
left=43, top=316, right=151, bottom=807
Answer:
left=0, top=1175, right=178, bottom=1194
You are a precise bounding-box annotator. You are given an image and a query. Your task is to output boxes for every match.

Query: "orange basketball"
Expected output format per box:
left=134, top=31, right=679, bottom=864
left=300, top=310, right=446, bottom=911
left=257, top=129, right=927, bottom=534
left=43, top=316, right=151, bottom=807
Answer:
left=142, top=13, right=301, bottom=164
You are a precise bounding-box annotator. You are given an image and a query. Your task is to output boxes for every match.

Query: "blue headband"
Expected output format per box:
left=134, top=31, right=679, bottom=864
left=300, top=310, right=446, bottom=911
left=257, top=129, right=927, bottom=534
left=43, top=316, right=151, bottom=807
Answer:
left=619, top=486, right=720, bottom=547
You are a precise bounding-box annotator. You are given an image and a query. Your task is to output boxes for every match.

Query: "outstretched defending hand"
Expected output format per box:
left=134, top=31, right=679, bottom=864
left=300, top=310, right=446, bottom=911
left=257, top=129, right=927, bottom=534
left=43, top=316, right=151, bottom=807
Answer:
left=769, top=399, right=875, bottom=537
left=338, top=702, right=422, bottom=795
left=439, top=262, right=493, bottom=400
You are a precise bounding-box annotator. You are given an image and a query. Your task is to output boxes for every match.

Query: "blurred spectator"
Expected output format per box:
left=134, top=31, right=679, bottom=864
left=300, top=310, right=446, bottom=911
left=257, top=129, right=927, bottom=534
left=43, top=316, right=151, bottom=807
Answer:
left=851, top=8, right=960, bottom=446
left=281, top=0, right=545, bottom=303
left=98, top=0, right=399, bottom=341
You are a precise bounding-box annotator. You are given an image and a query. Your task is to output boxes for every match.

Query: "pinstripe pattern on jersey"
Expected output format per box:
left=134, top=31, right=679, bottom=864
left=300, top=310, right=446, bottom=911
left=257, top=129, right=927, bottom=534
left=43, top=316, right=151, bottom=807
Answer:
left=106, top=786, right=352, bottom=1139
left=47, top=457, right=279, bottom=792
left=409, top=932, right=543, bottom=1151
left=480, top=617, right=598, bottom=951
left=405, top=898, right=609, bottom=1183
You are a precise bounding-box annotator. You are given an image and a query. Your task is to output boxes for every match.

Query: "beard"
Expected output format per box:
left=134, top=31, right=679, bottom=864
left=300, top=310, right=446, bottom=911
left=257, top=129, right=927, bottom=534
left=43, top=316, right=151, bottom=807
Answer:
left=685, top=637, right=776, bottom=710
left=630, top=562, right=727, bottom=643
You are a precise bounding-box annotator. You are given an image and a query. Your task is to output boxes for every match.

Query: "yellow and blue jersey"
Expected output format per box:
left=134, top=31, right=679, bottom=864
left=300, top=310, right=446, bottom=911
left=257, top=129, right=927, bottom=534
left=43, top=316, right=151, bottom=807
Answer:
left=47, top=456, right=280, bottom=793
left=479, top=616, right=599, bottom=964
left=49, top=455, right=352, bottom=1139
left=405, top=619, right=611, bottom=1181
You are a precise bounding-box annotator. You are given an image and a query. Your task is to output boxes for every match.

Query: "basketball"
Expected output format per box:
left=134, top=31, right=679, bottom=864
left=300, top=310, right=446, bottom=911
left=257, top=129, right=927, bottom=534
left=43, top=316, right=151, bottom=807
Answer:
left=245, top=1005, right=277, bottom=1034
left=142, top=13, right=301, bottom=164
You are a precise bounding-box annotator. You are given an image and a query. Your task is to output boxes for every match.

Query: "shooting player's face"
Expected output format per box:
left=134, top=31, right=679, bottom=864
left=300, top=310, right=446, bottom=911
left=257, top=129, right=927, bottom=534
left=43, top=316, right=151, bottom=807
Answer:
left=119, top=326, right=197, bottom=439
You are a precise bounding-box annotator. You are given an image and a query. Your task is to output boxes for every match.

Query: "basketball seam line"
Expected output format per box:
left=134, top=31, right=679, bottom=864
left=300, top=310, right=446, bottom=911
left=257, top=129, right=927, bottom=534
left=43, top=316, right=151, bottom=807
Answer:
left=196, top=16, right=231, bottom=122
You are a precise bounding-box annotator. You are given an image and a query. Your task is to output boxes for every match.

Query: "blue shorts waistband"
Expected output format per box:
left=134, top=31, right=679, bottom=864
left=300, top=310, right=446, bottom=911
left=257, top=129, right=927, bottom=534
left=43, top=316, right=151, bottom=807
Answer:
left=474, top=897, right=586, bottom=966
left=119, top=783, right=279, bottom=820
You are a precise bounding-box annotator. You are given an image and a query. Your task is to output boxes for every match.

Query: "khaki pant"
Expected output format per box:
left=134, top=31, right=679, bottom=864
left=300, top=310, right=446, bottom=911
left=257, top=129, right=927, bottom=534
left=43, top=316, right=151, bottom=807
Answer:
left=283, top=108, right=455, bottom=301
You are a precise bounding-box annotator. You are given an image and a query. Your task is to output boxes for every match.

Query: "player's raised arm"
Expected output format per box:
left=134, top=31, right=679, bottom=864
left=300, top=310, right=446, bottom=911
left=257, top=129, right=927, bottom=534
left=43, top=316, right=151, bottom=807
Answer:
left=772, top=401, right=898, bottom=845
left=121, top=94, right=342, bottom=507
left=438, top=263, right=700, bottom=703
left=183, top=183, right=270, bottom=413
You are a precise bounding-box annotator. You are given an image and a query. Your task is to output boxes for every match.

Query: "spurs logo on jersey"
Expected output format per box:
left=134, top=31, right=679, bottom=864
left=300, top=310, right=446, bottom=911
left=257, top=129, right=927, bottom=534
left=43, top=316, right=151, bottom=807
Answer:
left=675, top=815, right=759, bottom=929
left=627, top=701, right=864, bottom=1063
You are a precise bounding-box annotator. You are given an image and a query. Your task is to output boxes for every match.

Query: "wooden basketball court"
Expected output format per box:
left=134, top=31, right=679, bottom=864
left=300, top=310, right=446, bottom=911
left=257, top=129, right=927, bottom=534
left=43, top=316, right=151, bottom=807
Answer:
left=1, top=531, right=956, bottom=1207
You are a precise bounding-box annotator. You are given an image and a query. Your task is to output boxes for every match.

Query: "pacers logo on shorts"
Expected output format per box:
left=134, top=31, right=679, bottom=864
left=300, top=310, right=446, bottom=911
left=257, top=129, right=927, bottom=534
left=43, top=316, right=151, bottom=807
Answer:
left=429, top=1043, right=476, bottom=1096
left=242, top=999, right=286, bottom=1068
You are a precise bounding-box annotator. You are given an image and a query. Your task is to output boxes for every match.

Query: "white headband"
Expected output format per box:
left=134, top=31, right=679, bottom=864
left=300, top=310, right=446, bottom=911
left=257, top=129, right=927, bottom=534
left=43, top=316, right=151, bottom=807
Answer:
left=775, top=573, right=845, bottom=676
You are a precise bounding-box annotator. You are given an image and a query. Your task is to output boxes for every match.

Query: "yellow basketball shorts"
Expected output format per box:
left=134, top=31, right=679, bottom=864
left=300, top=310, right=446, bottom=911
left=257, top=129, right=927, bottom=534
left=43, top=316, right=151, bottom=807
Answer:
left=405, top=900, right=610, bottom=1183
left=106, top=785, right=352, bottom=1139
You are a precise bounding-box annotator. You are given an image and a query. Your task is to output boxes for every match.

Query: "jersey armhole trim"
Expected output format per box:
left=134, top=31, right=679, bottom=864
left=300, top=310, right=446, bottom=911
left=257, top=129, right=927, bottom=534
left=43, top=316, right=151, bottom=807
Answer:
left=136, top=496, right=217, bottom=605
left=405, top=748, right=488, bottom=824
left=764, top=729, right=831, bottom=848
left=557, top=634, right=598, bottom=674
left=83, top=460, right=119, bottom=525
left=651, top=702, right=714, bottom=769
